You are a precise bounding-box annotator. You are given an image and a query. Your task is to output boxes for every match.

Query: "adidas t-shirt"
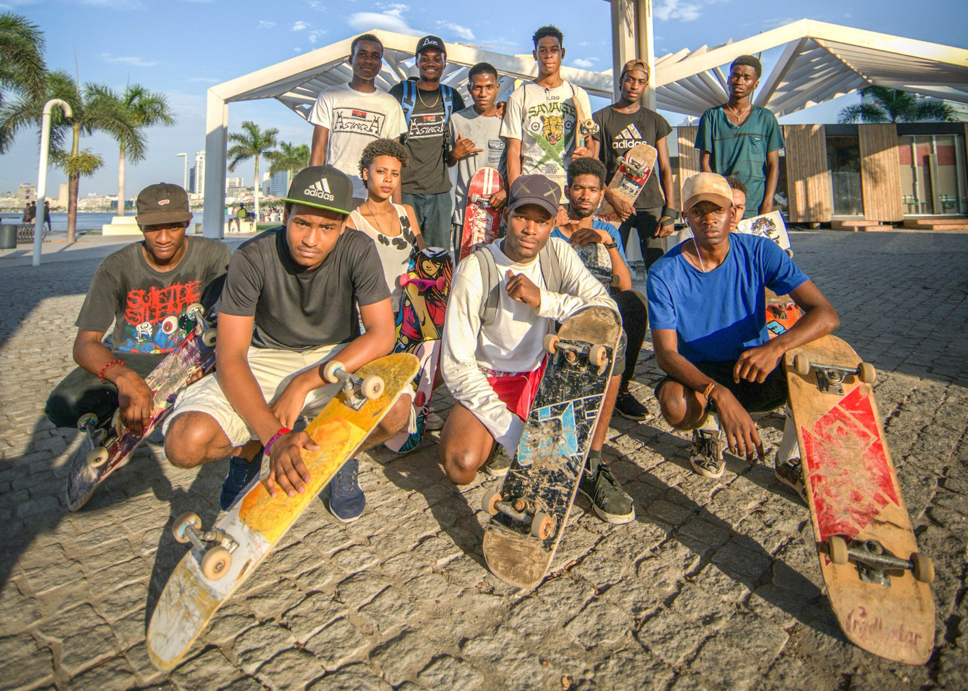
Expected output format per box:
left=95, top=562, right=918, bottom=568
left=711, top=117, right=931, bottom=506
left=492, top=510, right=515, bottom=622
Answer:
left=592, top=105, right=672, bottom=210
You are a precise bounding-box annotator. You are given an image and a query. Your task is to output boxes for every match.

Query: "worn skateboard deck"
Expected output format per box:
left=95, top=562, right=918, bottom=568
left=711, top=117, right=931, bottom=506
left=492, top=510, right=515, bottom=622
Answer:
left=147, top=353, right=419, bottom=670
left=784, top=335, right=934, bottom=664
left=736, top=211, right=793, bottom=256
left=66, top=307, right=217, bottom=511
left=594, top=143, right=657, bottom=227
left=387, top=249, right=452, bottom=452
left=482, top=306, right=622, bottom=589
left=459, top=167, right=503, bottom=264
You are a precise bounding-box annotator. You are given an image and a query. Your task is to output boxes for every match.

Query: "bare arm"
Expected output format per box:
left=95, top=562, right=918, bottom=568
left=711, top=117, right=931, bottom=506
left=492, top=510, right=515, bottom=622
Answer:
left=404, top=205, right=426, bottom=251
left=699, top=150, right=712, bottom=173
left=760, top=150, right=780, bottom=214
left=506, top=138, right=522, bottom=187
left=73, top=331, right=153, bottom=435
left=310, top=126, right=329, bottom=166
left=608, top=246, right=632, bottom=292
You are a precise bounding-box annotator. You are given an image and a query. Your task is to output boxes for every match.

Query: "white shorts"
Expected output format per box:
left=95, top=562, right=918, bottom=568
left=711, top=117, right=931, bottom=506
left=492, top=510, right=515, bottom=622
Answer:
left=164, top=343, right=415, bottom=448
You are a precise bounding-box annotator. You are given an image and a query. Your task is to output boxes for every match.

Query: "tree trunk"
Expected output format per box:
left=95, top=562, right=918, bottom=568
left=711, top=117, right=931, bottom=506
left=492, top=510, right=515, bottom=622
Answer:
left=67, top=124, right=81, bottom=243
left=254, top=156, right=261, bottom=221
left=117, top=146, right=126, bottom=216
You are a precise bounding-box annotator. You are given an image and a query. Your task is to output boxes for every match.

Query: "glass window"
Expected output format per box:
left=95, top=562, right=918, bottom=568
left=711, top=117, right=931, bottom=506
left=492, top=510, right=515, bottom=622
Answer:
left=898, top=134, right=967, bottom=216
left=827, top=135, right=863, bottom=216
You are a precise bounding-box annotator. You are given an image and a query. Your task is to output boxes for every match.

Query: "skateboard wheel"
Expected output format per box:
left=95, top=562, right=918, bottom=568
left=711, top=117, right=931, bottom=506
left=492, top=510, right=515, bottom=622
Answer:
left=86, top=446, right=110, bottom=468
left=435, top=276, right=447, bottom=291
left=793, top=354, right=810, bottom=376
left=186, top=302, right=204, bottom=317
left=589, top=344, right=608, bottom=369
left=360, top=375, right=384, bottom=400
left=531, top=511, right=554, bottom=540
left=858, top=362, right=876, bottom=384
left=399, top=273, right=411, bottom=288
left=201, top=328, right=217, bottom=348
left=482, top=489, right=501, bottom=515
left=161, top=315, right=179, bottom=335
left=911, top=552, right=934, bottom=584
left=172, top=512, right=201, bottom=544
left=77, top=413, right=98, bottom=430
left=323, top=360, right=344, bottom=384
left=201, top=545, right=232, bottom=581
left=543, top=334, right=560, bottom=354
left=827, top=535, right=849, bottom=565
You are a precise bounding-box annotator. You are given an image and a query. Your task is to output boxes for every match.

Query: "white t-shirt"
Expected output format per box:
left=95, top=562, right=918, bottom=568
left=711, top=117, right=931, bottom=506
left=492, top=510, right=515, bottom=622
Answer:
left=349, top=204, right=418, bottom=313
left=500, top=81, right=593, bottom=200
left=309, top=84, right=407, bottom=198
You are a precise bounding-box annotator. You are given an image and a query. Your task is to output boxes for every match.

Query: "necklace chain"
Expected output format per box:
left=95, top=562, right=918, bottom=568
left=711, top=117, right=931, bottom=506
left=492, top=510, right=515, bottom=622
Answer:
left=417, top=85, right=440, bottom=109
left=725, top=102, right=751, bottom=122
left=365, top=199, right=396, bottom=237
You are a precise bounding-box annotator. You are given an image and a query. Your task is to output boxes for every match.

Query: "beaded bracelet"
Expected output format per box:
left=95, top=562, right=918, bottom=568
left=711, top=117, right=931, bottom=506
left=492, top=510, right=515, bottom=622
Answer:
left=263, top=428, right=292, bottom=460
left=98, top=359, right=124, bottom=383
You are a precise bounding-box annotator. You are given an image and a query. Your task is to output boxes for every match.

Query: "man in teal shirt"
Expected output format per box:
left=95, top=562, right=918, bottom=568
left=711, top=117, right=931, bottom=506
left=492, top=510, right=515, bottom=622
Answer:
left=695, top=56, right=784, bottom=219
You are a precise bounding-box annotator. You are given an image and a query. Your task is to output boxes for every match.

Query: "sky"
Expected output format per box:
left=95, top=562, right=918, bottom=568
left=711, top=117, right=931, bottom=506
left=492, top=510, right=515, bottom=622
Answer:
left=0, top=0, right=965, bottom=198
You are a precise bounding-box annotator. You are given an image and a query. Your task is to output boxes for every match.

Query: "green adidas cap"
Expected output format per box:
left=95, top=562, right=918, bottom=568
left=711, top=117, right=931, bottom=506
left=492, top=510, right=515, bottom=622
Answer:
left=279, top=165, right=354, bottom=216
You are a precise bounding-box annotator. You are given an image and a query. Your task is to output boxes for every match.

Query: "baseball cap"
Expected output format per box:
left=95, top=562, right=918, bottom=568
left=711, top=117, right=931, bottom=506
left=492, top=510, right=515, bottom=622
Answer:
left=620, top=59, right=650, bottom=78
left=681, top=173, right=733, bottom=213
left=136, top=183, right=192, bottom=226
left=507, top=175, right=561, bottom=218
left=279, top=165, right=354, bottom=216
left=415, top=35, right=446, bottom=57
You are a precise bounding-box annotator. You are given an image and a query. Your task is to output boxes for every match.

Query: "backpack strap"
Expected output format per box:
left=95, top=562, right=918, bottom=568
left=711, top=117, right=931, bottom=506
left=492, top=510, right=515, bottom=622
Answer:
left=538, top=240, right=563, bottom=293
left=400, top=79, right=416, bottom=126
left=475, top=245, right=501, bottom=327
left=441, top=84, right=455, bottom=122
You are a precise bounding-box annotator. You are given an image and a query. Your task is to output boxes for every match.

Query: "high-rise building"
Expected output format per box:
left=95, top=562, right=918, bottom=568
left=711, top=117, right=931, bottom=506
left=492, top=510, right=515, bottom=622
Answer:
left=267, top=170, right=289, bottom=197
left=225, top=176, right=245, bottom=190
left=188, top=165, right=196, bottom=194
left=17, top=183, right=35, bottom=204
left=194, top=151, right=206, bottom=197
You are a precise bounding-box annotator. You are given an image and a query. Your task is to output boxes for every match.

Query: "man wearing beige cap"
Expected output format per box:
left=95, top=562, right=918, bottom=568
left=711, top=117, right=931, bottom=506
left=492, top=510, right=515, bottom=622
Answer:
left=45, top=182, right=230, bottom=437
left=645, top=172, right=839, bottom=493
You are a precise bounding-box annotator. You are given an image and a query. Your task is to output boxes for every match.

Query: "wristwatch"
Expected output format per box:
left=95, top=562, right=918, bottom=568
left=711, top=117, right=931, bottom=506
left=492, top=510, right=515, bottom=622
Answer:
left=603, top=241, right=618, bottom=250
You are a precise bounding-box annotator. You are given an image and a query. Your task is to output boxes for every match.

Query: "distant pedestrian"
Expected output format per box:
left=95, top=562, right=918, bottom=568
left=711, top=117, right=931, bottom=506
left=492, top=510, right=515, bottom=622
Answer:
left=25, top=202, right=36, bottom=223
left=43, top=201, right=52, bottom=232
left=22, top=203, right=30, bottom=223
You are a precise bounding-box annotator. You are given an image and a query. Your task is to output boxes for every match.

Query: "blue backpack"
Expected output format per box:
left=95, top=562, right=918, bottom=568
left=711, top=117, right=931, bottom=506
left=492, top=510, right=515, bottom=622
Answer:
left=399, top=77, right=457, bottom=127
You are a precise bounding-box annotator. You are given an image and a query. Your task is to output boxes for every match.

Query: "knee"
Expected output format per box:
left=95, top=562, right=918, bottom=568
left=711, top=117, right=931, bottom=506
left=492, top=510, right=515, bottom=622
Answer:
left=378, top=396, right=412, bottom=437
left=164, top=414, right=215, bottom=468
left=439, top=445, right=481, bottom=486
left=657, top=383, right=692, bottom=430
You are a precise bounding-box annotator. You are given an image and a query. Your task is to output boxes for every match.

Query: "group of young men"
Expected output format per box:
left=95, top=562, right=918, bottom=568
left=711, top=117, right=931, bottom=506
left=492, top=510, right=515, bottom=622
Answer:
left=46, top=26, right=840, bottom=533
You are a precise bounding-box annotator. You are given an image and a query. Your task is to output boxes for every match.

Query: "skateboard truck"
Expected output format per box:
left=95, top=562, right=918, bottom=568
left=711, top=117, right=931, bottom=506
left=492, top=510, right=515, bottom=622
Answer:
left=543, top=334, right=609, bottom=375
left=186, top=303, right=217, bottom=348
left=482, top=489, right=557, bottom=540
left=793, top=354, right=875, bottom=394
left=399, top=274, right=447, bottom=292
left=826, top=536, right=934, bottom=586
left=323, top=360, right=385, bottom=411
left=76, top=412, right=120, bottom=468
left=172, top=512, right=239, bottom=581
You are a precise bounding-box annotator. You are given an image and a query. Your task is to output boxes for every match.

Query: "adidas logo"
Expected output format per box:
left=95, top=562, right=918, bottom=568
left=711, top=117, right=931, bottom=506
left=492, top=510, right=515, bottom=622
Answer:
left=613, top=124, right=644, bottom=149
left=304, top=179, right=334, bottom=201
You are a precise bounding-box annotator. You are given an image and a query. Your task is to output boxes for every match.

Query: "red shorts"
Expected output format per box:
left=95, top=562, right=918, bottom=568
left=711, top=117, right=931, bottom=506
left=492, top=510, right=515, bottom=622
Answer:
left=484, top=359, right=548, bottom=421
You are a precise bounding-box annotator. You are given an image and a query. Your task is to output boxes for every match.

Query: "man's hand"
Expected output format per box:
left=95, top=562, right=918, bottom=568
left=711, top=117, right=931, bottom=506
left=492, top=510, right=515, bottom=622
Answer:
left=732, top=341, right=783, bottom=384
left=656, top=215, right=676, bottom=238
left=264, top=431, right=318, bottom=498
left=495, top=101, right=507, bottom=119
left=569, top=226, right=611, bottom=248
left=572, top=145, right=593, bottom=159
left=488, top=188, right=507, bottom=210
left=709, top=387, right=765, bottom=463
left=115, top=370, right=153, bottom=436
left=604, top=189, right=633, bottom=222
left=269, top=374, right=312, bottom=430
left=451, top=132, right=482, bottom=161
left=555, top=205, right=570, bottom=228
left=505, top=269, right=541, bottom=309
left=759, top=200, right=773, bottom=215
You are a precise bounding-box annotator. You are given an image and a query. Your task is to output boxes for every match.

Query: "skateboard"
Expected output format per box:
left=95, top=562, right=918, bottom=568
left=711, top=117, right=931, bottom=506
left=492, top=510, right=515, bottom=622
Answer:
left=386, top=248, right=452, bottom=452
left=459, top=167, right=504, bottom=264
left=784, top=335, right=935, bottom=664
left=482, top=306, right=622, bottom=589
left=594, top=143, right=657, bottom=227
left=735, top=212, right=802, bottom=339
left=573, top=96, right=599, bottom=152
left=147, top=353, right=419, bottom=670
left=66, top=304, right=217, bottom=511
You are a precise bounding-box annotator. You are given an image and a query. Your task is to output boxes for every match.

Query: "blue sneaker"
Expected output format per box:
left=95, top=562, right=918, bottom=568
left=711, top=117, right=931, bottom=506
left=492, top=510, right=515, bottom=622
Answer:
left=220, top=451, right=262, bottom=510
left=327, top=457, right=365, bottom=522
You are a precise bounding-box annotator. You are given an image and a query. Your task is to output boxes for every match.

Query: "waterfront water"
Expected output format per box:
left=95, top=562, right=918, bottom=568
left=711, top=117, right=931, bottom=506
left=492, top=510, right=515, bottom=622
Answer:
left=0, top=211, right=207, bottom=232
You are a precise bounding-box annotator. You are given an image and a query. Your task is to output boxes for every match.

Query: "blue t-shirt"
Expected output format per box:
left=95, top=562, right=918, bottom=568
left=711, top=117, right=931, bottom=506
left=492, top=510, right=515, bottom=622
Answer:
left=646, top=233, right=809, bottom=363
left=551, top=220, right=627, bottom=263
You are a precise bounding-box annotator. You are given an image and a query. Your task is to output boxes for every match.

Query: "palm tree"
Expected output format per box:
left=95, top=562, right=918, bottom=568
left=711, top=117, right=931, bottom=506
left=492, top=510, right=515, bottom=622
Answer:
left=0, top=12, right=46, bottom=150
left=267, top=141, right=310, bottom=191
left=839, top=86, right=958, bottom=124
left=87, top=84, right=175, bottom=215
left=0, top=70, right=142, bottom=241
left=228, top=121, right=278, bottom=220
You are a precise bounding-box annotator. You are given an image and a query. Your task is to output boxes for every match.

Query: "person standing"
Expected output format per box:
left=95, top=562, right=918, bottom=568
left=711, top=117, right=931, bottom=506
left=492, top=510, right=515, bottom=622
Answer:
left=696, top=56, right=784, bottom=220
left=389, top=35, right=465, bottom=250
left=592, top=59, right=676, bottom=271
left=43, top=201, right=52, bottom=233
left=309, top=34, right=407, bottom=199
left=501, top=25, right=596, bottom=201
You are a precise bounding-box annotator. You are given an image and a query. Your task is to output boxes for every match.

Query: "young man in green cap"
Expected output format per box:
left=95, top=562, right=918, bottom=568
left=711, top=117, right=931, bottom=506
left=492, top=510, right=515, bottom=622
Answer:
left=164, top=166, right=412, bottom=521
left=45, top=182, right=229, bottom=437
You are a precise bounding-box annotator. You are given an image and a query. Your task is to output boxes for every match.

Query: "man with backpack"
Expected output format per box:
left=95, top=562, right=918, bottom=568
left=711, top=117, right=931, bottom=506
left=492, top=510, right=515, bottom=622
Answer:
left=389, top=35, right=465, bottom=250
left=437, top=174, right=635, bottom=524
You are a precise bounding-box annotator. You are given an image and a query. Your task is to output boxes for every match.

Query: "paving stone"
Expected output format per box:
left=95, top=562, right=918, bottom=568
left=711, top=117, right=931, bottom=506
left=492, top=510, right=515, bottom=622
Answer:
left=564, top=599, right=632, bottom=649
left=357, top=587, right=417, bottom=634
left=305, top=617, right=369, bottom=671
left=233, top=622, right=298, bottom=675
left=308, top=663, right=392, bottom=691
left=256, top=648, right=325, bottom=690
left=172, top=647, right=242, bottom=689
left=283, top=591, right=347, bottom=644
left=0, top=632, right=55, bottom=690
left=416, top=655, right=484, bottom=690
left=370, top=629, right=439, bottom=687
left=67, top=655, right=140, bottom=691
left=37, top=603, right=116, bottom=674
left=636, top=608, right=709, bottom=667
left=592, top=648, right=676, bottom=691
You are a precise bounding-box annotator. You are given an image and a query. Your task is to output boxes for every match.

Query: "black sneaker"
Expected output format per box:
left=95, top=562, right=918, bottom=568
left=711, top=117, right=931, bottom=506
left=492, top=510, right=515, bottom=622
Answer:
left=578, top=452, right=635, bottom=524
left=689, top=429, right=725, bottom=479
left=220, top=451, right=262, bottom=510
left=775, top=457, right=808, bottom=503
left=485, top=445, right=511, bottom=477
left=327, top=457, right=365, bottom=523
left=615, top=385, right=648, bottom=421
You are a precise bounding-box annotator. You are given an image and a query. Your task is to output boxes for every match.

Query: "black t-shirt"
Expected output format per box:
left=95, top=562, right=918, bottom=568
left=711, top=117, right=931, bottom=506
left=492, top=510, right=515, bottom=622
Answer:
left=592, top=105, right=673, bottom=210
left=217, top=227, right=390, bottom=351
left=75, top=237, right=230, bottom=355
left=389, top=81, right=465, bottom=195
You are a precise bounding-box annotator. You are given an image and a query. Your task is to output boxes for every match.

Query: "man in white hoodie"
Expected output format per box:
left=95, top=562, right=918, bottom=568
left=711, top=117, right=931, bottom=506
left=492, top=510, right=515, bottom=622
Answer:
left=438, top=175, right=635, bottom=524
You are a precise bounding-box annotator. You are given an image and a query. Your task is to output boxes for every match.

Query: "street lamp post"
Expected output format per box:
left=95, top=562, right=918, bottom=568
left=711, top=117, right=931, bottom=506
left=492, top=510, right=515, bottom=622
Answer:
left=176, top=153, right=188, bottom=190
left=34, top=99, right=73, bottom=267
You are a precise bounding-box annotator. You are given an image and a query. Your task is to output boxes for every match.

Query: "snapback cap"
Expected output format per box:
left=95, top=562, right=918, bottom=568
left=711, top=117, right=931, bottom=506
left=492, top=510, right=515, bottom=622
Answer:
left=620, top=59, right=650, bottom=78
left=681, top=173, right=733, bottom=213
left=507, top=175, right=561, bottom=218
left=136, top=183, right=192, bottom=226
left=279, top=165, right=354, bottom=216
left=415, top=35, right=446, bottom=57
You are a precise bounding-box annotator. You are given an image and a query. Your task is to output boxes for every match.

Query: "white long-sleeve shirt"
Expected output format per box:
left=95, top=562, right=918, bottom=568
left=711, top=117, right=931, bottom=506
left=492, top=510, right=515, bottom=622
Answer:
left=441, top=238, right=618, bottom=452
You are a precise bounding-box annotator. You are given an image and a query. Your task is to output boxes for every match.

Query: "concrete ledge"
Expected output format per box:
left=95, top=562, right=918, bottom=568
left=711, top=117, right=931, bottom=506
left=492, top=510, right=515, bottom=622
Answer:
left=101, top=216, right=141, bottom=236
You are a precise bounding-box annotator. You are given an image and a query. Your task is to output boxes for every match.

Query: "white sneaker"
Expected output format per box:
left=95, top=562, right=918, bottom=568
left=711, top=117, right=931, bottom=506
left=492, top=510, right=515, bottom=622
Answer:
left=424, top=410, right=445, bottom=431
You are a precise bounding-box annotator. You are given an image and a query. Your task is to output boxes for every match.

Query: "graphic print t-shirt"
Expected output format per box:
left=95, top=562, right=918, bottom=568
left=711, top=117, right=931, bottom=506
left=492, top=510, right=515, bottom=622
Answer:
left=500, top=81, right=593, bottom=201
left=593, top=106, right=672, bottom=210
left=75, top=237, right=230, bottom=354
left=309, top=84, right=407, bottom=198
left=389, top=82, right=465, bottom=195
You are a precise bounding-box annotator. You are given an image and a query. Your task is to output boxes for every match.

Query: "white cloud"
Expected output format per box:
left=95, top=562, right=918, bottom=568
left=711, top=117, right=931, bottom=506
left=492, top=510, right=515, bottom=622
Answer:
left=292, top=20, right=309, bottom=31
left=437, top=21, right=474, bottom=41
left=571, top=58, right=599, bottom=69
left=188, top=77, right=221, bottom=83
left=654, top=0, right=701, bottom=22
left=348, top=6, right=422, bottom=36
left=308, top=29, right=327, bottom=45
left=258, top=20, right=276, bottom=29
left=101, top=53, right=159, bottom=67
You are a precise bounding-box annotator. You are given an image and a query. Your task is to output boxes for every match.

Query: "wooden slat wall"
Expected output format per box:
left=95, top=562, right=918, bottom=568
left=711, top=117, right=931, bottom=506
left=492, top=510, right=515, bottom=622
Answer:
left=784, top=125, right=832, bottom=223
left=676, top=126, right=700, bottom=211
left=859, top=124, right=904, bottom=222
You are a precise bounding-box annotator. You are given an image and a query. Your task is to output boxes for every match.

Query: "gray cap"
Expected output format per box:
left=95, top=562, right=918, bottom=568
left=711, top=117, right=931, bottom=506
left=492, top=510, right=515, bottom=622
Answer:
left=508, top=175, right=561, bottom=217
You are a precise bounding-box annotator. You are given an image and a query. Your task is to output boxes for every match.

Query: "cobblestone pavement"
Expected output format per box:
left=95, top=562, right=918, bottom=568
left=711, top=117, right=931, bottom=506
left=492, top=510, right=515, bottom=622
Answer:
left=1, top=231, right=966, bottom=691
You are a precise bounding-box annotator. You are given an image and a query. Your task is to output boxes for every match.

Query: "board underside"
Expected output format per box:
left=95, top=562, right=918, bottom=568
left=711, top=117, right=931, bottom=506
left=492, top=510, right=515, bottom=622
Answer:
left=460, top=166, right=503, bottom=263
left=483, top=307, right=622, bottom=589
left=785, top=335, right=934, bottom=664
left=147, top=353, right=418, bottom=670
